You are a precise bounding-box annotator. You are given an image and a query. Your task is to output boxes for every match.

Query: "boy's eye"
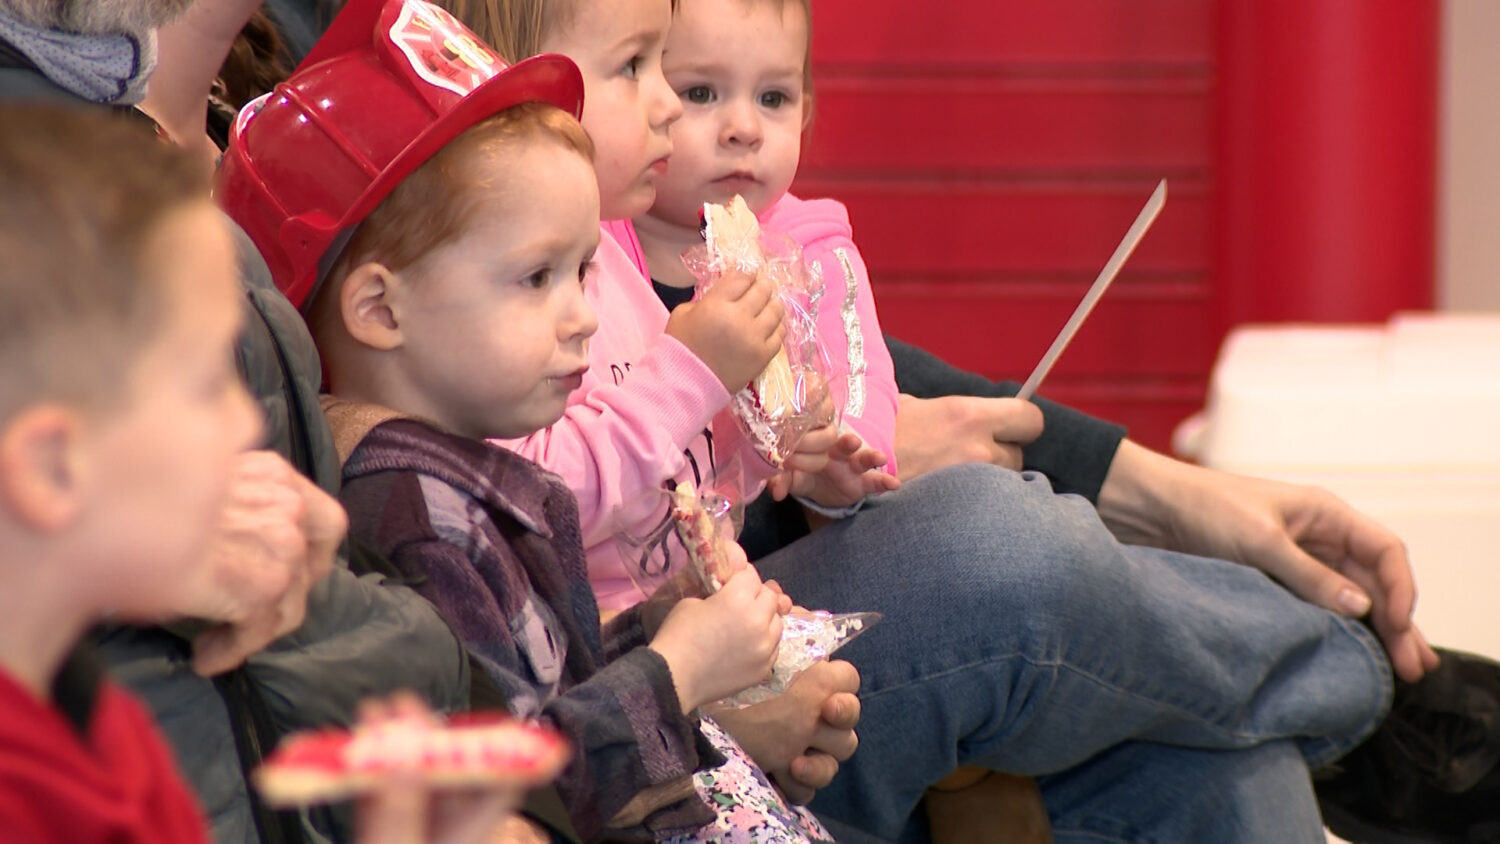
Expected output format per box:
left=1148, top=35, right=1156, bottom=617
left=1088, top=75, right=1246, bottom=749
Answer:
left=682, top=85, right=714, bottom=105
left=523, top=270, right=550, bottom=289
left=759, top=90, right=790, bottom=109
left=621, top=56, right=640, bottom=78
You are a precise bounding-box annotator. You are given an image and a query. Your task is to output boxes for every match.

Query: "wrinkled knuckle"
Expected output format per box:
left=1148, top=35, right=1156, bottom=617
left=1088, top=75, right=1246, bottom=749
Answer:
left=266, top=521, right=307, bottom=558
left=948, top=400, right=978, bottom=427
left=265, top=559, right=299, bottom=600
left=999, top=446, right=1024, bottom=470
left=962, top=443, right=992, bottom=464
left=813, top=758, right=840, bottom=787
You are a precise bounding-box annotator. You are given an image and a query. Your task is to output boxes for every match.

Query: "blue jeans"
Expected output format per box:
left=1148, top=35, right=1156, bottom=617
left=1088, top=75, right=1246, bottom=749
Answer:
left=755, top=462, right=1393, bottom=842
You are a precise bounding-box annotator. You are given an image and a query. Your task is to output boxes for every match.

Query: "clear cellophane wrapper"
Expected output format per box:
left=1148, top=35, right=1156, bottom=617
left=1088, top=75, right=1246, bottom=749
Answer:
left=612, top=462, right=747, bottom=601
left=681, top=229, right=840, bottom=468
left=613, top=477, right=879, bottom=707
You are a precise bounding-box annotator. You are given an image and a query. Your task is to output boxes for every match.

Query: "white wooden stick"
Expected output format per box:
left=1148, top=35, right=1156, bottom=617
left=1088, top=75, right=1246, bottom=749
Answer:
left=1016, top=179, right=1168, bottom=400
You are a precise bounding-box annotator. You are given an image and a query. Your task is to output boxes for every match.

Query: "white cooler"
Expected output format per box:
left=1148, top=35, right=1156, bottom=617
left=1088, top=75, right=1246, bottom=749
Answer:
left=1175, top=312, right=1500, bottom=661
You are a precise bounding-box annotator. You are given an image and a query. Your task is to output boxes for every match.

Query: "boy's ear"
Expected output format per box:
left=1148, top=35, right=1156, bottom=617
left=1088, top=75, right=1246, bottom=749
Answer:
left=0, top=406, right=86, bottom=533
left=340, top=262, right=405, bottom=351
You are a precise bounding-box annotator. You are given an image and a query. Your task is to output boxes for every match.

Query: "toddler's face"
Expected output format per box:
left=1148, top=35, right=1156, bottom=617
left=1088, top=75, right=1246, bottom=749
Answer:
left=394, top=141, right=600, bottom=439
left=540, top=0, right=681, bottom=221
left=86, top=204, right=261, bottom=618
left=648, top=0, right=807, bottom=228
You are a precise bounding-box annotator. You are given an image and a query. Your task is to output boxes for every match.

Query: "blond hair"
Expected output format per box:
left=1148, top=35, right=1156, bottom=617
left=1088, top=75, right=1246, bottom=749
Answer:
left=438, top=0, right=555, bottom=63
left=440, top=0, right=816, bottom=123
left=0, top=105, right=209, bottom=424
left=440, top=0, right=679, bottom=63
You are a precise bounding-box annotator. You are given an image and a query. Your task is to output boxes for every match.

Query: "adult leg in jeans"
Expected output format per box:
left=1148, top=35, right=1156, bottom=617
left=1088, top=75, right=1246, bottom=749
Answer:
left=754, top=461, right=1393, bottom=840
left=1040, top=739, right=1325, bottom=844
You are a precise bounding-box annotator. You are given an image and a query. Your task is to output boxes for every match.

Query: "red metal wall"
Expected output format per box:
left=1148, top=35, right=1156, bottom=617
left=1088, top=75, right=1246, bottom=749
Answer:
left=796, top=1, right=1437, bottom=452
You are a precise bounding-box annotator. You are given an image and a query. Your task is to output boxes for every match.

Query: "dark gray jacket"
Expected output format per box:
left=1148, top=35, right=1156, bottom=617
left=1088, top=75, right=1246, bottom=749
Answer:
left=0, top=58, right=470, bottom=843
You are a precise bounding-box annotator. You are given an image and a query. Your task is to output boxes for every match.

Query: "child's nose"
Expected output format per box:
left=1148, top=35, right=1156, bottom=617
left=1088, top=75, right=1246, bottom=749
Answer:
left=560, top=284, right=599, bottom=342
left=648, top=71, right=683, bottom=129
left=720, top=101, right=762, bottom=148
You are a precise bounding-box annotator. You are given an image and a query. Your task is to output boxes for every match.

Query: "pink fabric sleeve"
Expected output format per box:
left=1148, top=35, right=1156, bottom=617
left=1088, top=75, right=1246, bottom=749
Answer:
left=763, top=197, right=900, bottom=475
left=810, top=238, right=899, bottom=474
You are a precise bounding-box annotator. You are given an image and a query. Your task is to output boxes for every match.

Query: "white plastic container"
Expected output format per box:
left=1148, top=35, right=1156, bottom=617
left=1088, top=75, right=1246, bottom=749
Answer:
left=1176, top=313, right=1500, bottom=660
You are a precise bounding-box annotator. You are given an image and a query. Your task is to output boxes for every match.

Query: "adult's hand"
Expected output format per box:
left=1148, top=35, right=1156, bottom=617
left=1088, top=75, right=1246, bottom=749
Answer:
left=184, top=450, right=345, bottom=676
left=709, top=660, right=860, bottom=804
left=1098, top=439, right=1440, bottom=682
left=894, top=394, right=1042, bottom=482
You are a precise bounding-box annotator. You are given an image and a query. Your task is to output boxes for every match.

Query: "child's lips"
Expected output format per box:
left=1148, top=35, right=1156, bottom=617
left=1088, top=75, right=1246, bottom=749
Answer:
left=555, top=366, right=588, bottom=391
left=713, top=172, right=758, bottom=192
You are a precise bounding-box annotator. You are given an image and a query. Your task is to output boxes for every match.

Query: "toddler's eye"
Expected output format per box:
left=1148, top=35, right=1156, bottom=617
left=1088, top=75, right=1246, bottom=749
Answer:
left=523, top=270, right=550, bottom=289
left=759, top=90, right=790, bottom=109
left=682, top=85, right=714, bottom=105
left=578, top=260, right=599, bottom=288
left=621, top=56, right=640, bottom=78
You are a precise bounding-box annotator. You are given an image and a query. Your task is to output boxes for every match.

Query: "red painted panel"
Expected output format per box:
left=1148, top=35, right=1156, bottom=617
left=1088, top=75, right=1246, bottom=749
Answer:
left=801, top=82, right=1211, bottom=173
left=875, top=288, right=1216, bottom=379
left=803, top=0, right=1224, bottom=452
left=1036, top=384, right=1209, bottom=452
left=810, top=0, right=1212, bottom=66
left=791, top=183, right=1211, bottom=275
left=1214, top=1, right=1438, bottom=326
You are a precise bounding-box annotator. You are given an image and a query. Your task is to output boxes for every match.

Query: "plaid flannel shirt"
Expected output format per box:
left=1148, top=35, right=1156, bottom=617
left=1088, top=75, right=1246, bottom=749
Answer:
left=332, top=411, right=720, bottom=840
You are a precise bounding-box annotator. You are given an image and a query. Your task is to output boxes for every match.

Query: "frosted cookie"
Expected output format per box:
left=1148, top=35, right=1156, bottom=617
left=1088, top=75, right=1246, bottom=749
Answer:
left=254, top=712, right=568, bottom=807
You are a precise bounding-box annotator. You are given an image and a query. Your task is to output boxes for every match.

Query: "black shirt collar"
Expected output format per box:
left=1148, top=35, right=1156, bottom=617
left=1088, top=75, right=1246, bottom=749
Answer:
left=51, top=642, right=103, bottom=736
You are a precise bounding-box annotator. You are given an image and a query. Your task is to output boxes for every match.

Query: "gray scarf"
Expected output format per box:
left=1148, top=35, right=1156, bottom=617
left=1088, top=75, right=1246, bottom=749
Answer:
left=0, top=6, right=155, bottom=104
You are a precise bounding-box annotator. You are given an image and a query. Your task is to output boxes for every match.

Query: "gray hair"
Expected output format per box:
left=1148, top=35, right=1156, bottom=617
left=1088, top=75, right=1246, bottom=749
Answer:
left=0, top=0, right=196, bottom=35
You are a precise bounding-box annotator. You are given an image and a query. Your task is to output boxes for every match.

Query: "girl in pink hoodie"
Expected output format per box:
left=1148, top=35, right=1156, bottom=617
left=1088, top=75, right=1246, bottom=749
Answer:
left=630, top=0, right=899, bottom=482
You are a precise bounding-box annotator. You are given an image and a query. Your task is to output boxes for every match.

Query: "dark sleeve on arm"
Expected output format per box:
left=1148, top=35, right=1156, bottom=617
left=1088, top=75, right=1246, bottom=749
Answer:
left=886, top=335, right=1126, bottom=503
left=389, top=539, right=714, bottom=841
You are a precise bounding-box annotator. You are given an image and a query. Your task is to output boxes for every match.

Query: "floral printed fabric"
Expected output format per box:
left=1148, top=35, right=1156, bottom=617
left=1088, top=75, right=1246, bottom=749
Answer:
left=667, top=716, right=835, bottom=843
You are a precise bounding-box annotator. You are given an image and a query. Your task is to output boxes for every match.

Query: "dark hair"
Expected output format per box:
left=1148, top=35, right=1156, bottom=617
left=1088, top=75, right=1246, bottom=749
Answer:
left=0, top=105, right=210, bottom=421
left=218, top=8, right=293, bottom=110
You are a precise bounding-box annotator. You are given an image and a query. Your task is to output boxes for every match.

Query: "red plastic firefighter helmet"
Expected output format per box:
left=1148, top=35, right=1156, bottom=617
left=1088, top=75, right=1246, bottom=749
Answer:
left=216, top=0, right=584, bottom=307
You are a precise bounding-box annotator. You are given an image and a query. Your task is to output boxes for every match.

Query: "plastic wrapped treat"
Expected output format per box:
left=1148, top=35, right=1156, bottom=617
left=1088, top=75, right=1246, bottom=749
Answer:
left=669, top=481, right=735, bottom=592
left=722, top=609, right=880, bottom=707
left=666, top=481, right=880, bottom=706
left=683, top=195, right=839, bottom=466
left=613, top=464, right=745, bottom=600
left=253, top=711, right=569, bottom=808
